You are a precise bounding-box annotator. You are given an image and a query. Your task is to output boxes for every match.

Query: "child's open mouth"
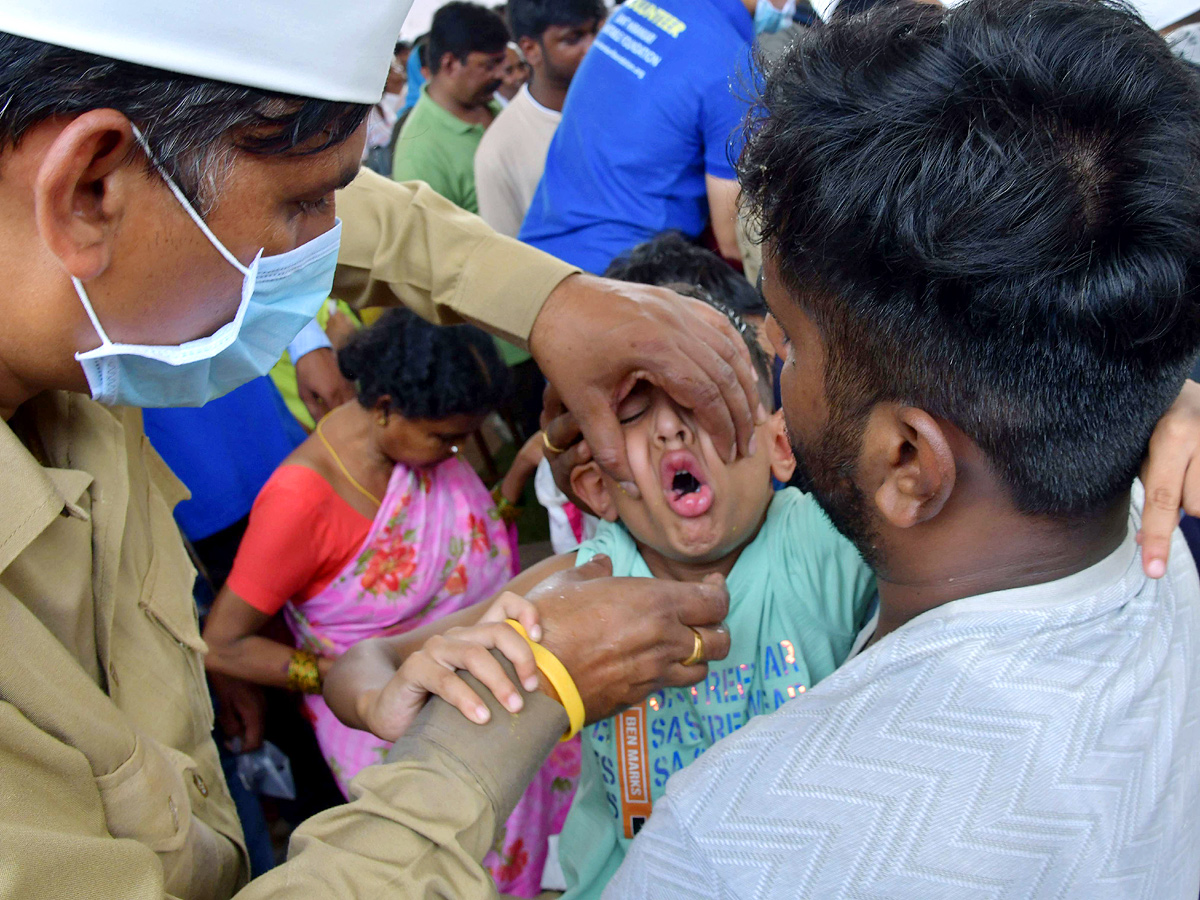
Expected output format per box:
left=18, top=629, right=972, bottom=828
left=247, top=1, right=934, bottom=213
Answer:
left=660, top=450, right=714, bottom=518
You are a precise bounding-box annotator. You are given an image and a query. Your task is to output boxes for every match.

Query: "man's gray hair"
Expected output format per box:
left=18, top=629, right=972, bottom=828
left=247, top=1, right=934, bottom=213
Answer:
left=0, top=33, right=369, bottom=213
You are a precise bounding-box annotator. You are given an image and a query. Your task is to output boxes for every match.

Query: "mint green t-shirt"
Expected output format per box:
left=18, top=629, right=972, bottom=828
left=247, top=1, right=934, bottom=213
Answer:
left=559, top=488, right=876, bottom=900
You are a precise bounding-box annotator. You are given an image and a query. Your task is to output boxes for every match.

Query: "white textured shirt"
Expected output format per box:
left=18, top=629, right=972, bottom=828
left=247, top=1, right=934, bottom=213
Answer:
left=607, top=496, right=1200, bottom=899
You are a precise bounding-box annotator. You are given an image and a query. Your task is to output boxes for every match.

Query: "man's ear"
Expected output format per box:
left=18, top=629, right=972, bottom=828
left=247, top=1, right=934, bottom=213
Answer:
left=34, top=109, right=139, bottom=281
left=518, top=36, right=542, bottom=69
left=570, top=460, right=619, bottom=523
left=863, top=405, right=955, bottom=529
left=765, top=410, right=796, bottom=483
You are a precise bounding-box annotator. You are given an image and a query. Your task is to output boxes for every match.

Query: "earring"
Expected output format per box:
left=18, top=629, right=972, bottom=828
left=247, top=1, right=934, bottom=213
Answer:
left=378, top=414, right=387, bottom=426
left=450, top=445, right=460, bottom=455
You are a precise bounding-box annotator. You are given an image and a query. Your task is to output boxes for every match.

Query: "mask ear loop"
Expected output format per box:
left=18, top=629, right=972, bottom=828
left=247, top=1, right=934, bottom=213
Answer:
left=72, top=276, right=114, bottom=347
left=127, top=123, right=254, bottom=278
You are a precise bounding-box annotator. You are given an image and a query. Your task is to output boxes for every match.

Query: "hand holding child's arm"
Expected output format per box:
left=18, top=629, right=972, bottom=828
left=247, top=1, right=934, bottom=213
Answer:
left=337, top=593, right=542, bottom=742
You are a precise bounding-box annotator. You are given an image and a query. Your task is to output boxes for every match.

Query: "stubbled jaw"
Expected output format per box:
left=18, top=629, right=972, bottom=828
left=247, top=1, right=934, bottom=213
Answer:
left=659, top=449, right=714, bottom=518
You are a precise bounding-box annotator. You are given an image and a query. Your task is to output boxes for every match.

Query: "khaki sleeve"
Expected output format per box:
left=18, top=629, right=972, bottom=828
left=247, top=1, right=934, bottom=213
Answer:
left=332, top=169, right=580, bottom=347
left=235, top=655, right=568, bottom=900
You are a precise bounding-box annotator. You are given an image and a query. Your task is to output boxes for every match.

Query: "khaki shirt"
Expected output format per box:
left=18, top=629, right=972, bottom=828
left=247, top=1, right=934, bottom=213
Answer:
left=0, top=395, right=246, bottom=900
left=0, top=170, right=577, bottom=898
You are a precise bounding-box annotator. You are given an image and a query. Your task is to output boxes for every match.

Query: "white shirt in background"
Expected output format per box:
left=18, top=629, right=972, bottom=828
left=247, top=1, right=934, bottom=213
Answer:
left=475, top=83, right=563, bottom=237
left=534, top=459, right=597, bottom=554
left=363, top=91, right=405, bottom=158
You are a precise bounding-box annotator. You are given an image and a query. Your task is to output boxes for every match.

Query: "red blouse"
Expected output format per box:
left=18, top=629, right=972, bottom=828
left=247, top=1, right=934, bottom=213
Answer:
left=225, top=465, right=372, bottom=616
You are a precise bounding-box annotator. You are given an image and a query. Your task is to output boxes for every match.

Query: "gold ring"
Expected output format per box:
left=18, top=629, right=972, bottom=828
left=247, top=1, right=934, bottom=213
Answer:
left=681, top=627, right=705, bottom=667
left=542, top=431, right=567, bottom=455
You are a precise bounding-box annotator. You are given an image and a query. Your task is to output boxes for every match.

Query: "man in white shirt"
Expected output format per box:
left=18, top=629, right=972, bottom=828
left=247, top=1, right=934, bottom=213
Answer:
left=475, top=0, right=604, bottom=237
left=608, top=0, right=1200, bottom=896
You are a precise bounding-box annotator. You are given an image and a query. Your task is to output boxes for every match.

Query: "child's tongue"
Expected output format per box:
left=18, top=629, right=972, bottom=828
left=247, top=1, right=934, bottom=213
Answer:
left=667, top=483, right=714, bottom=518
left=661, top=451, right=714, bottom=518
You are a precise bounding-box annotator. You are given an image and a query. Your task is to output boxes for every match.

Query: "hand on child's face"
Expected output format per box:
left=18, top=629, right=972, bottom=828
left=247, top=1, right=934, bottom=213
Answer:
left=586, top=383, right=789, bottom=564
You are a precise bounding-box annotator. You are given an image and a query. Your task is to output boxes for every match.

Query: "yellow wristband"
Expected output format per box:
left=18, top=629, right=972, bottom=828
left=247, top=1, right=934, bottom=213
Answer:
left=506, top=619, right=585, bottom=741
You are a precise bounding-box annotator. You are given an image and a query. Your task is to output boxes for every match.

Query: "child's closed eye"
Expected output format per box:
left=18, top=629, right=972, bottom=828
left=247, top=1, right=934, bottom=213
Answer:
left=617, top=384, right=652, bottom=425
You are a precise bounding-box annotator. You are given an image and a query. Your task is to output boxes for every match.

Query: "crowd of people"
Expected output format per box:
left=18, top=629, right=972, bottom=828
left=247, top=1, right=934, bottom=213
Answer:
left=4, top=0, right=1200, bottom=898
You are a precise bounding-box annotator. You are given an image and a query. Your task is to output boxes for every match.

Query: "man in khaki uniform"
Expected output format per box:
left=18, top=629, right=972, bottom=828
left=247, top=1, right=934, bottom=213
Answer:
left=5, top=3, right=1199, bottom=900
left=0, top=0, right=759, bottom=896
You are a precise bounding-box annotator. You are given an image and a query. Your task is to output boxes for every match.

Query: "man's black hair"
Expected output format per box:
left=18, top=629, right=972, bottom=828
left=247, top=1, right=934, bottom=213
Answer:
left=0, top=33, right=368, bottom=211
left=829, top=0, right=907, bottom=22
left=605, top=231, right=767, bottom=320
left=394, top=40, right=412, bottom=56
left=507, top=0, right=607, bottom=42
left=740, top=0, right=1200, bottom=517
left=339, top=308, right=511, bottom=419
left=427, top=2, right=511, bottom=74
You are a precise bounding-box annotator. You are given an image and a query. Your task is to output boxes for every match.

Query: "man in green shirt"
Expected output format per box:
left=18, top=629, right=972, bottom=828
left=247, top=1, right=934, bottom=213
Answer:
left=392, top=2, right=508, bottom=214
left=394, top=1, right=539, bottom=416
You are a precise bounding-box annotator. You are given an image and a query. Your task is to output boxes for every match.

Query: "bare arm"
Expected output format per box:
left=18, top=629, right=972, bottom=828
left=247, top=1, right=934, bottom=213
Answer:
left=705, top=173, right=742, bottom=263
left=500, top=431, right=546, bottom=504
left=202, top=587, right=334, bottom=688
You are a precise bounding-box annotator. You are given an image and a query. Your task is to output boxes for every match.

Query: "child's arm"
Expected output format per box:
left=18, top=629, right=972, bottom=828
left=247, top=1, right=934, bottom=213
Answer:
left=324, top=552, right=578, bottom=741
left=499, top=431, right=546, bottom=504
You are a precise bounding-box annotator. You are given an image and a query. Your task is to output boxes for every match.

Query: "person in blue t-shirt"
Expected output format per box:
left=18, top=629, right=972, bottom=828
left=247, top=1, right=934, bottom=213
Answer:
left=520, top=0, right=791, bottom=274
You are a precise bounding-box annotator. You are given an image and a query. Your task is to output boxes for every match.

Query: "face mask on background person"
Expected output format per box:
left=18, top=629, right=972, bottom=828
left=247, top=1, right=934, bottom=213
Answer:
left=755, top=0, right=797, bottom=33
left=73, top=125, right=341, bottom=408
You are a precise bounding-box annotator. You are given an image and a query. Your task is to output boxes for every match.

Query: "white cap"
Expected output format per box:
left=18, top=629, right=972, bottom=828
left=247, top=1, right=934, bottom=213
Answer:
left=0, top=0, right=416, bottom=104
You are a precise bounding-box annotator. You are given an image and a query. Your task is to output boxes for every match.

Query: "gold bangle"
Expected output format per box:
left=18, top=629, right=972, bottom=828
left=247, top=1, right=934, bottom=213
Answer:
left=506, top=618, right=586, bottom=741
left=287, top=649, right=323, bottom=695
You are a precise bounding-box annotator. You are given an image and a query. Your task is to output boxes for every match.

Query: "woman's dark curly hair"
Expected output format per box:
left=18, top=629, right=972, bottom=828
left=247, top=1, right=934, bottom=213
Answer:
left=338, top=309, right=511, bottom=420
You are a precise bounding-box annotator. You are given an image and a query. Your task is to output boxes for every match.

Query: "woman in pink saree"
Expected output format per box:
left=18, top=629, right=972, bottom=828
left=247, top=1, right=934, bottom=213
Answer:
left=204, top=310, right=578, bottom=896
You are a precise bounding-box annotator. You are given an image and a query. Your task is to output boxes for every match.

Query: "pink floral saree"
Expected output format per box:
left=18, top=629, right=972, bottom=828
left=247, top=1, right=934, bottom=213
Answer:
left=283, top=455, right=578, bottom=896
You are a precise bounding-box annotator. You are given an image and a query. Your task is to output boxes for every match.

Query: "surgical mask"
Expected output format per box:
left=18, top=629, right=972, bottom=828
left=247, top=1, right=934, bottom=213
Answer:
left=73, top=125, right=340, bottom=408
left=754, top=0, right=796, bottom=34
